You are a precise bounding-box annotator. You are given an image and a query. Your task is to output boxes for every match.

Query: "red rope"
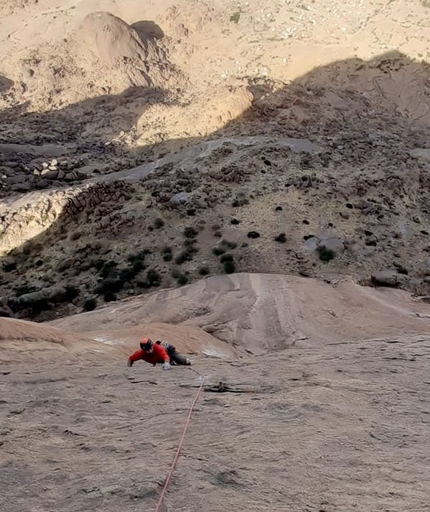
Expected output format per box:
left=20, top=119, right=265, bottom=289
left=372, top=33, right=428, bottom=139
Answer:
left=154, top=371, right=206, bottom=512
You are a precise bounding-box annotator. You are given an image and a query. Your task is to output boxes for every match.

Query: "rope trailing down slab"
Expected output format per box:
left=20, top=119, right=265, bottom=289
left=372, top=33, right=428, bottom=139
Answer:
left=154, top=369, right=207, bottom=512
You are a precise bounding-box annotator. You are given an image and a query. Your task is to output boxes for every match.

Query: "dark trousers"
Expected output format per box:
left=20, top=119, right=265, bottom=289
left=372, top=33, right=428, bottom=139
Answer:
left=167, top=348, right=190, bottom=365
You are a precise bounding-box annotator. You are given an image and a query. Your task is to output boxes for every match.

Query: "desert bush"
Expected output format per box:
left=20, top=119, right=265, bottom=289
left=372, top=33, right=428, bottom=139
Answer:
left=212, top=247, right=226, bottom=256
left=317, top=246, right=335, bottom=262
left=221, top=239, right=237, bottom=250
left=220, top=253, right=233, bottom=263
left=154, top=218, right=165, bottom=229
left=198, top=267, right=210, bottom=276
left=177, top=274, right=189, bottom=285
left=222, top=260, right=236, bottom=274
left=99, top=260, right=118, bottom=278
left=89, top=258, right=105, bottom=271
left=64, top=285, right=80, bottom=302
left=95, top=278, right=125, bottom=295
left=146, top=269, right=162, bottom=287
left=104, top=291, right=117, bottom=302
left=232, top=197, right=249, bottom=207
left=172, top=268, right=188, bottom=285
left=184, top=226, right=198, bottom=238
left=132, top=259, right=145, bottom=272
left=161, top=246, right=173, bottom=261
left=175, top=240, right=198, bottom=264
left=274, top=233, right=287, bottom=243
left=83, top=298, right=97, bottom=312
left=119, top=268, right=137, bottom=281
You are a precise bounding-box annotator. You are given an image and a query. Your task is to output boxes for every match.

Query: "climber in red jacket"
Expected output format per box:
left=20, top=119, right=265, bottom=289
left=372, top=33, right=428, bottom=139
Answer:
left=127, top=338, right=171, bottom=370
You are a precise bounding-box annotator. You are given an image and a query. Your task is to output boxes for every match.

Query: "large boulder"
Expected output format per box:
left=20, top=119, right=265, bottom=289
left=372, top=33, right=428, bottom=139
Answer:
left=371, top=270, right=407, bottom=288
left=80, top=12, right=173, bottom=88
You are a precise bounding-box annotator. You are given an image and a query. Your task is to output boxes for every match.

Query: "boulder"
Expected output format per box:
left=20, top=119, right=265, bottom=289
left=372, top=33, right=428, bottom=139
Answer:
left=371, top=270, right=407, bottom=288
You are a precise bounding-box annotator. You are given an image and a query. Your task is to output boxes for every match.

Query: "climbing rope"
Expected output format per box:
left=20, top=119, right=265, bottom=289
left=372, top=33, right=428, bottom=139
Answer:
left=154, top=368, right=206, bottom=512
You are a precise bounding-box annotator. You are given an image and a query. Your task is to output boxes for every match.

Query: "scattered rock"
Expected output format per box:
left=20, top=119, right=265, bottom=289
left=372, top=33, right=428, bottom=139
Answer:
left=409, top=148, right=430, bottom=162
left=303, top=236, right=320, bottom=251
left=365, top=234, right=378, bottom=246
left=317, top=237, right=345, bottom=255
left=170, top=191, right=189, bottom=205
left=371, top=270, right=407, bottom=288
left=2, top=257, right=16, bottom=273
left=44, top=170, right=58, bottom=180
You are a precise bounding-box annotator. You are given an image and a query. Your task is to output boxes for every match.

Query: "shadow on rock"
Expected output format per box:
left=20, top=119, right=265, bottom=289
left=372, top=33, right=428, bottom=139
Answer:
left=0, top=74, right=14, bottom=94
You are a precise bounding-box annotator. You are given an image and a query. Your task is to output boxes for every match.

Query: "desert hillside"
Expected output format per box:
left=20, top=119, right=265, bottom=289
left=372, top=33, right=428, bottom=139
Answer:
left=0, top=0, right=429, bottom=320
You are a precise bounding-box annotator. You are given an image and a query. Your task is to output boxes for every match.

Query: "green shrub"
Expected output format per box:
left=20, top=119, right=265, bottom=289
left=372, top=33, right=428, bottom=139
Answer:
left=154, top=218, right=165, bottom=229
left=127, top=250, right=150, bottom=264
left=177, top=273, right=189, bottom=285
left=175, top=251, right=191, bottom=264
left=132, top=260, right=145, bottom=273
left=89, top=258, right=105, bottom=271
left=175, top=243, right=198, bottom=264
left=64, top=285, right=80, bottom=302
left=274, top=233, right=287, bottom=243
left=221, top=239, right=237, bottom=250
left=198, top=267, right=210, bottom=276
left=83, top=298, right=97, bottom=312
left=119, top=268, right=137, bottom=281
left=99, top=260, right=118, bottom=278
left=232, top=198, right=249, bottom=207
left=317, top=246, right=335, bottom=262
left=223, top=260, right=236, bottom=274
left=220, top=253, right=233, bottom=263
left=212, top=246, right=226, bottom=256
left=161, top=246, right=173, bottom=262
left=184, top=227, right=198, bottom=238
left=146, top=269, right=162, bottom=287
left=95, top=278, right=125, bottom=295
left=104, top=291, right=117, bottom=302
left=184, top=238, right=196, bottom=248
left=137, top=269, right=162, bottom=288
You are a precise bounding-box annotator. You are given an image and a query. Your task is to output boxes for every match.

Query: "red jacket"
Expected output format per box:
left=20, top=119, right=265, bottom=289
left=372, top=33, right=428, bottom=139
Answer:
left=128, top=344, right=170, bottom=366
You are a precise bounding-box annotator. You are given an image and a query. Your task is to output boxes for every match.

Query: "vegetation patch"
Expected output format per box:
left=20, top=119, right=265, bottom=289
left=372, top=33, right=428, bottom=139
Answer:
left=317, top=246, right=335, bottom=262
left=83, top=298, right=97, bottom=312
